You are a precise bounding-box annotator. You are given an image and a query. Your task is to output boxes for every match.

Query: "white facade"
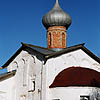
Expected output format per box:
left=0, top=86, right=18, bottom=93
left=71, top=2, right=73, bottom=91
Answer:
left=46, top=49, right=100, bottom=87
left=45, top=49, right=100, bottom=100
left=0, top=76, right=14, bottom=100
left=0, top=48, right=100, bottom=100
left=10, top=50, right=43, bottom=100
left=50, top=87, right=100, bottom=100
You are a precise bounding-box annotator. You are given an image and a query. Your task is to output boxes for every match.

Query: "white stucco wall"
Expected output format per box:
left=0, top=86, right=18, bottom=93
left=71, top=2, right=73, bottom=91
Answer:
left=0, top=76, right=15, bottom=100
left=45, top=49, right=100, bottom=99
left=7, top=50, right=44, bottom=100
left=1, top=48, right=100, bottom=100
left=46, top=49, right=100, bottom=87
left=49, top=87, right=100, bottom=100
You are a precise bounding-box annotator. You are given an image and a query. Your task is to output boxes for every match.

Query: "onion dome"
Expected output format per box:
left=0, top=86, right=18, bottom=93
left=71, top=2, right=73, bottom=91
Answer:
left=42, top=0, right=72, bottom=29
left=49, top=67, right=100, bottom=88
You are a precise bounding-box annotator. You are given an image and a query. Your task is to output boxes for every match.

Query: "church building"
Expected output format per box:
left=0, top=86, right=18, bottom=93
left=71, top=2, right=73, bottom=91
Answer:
left=0, top=0, right=100, bottom=100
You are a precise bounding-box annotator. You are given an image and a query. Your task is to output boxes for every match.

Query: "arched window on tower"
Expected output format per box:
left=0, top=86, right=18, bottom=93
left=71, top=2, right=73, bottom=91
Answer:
left=48, top=32, right=51, bottom=48
left=62, top=33, right=65, bottom=48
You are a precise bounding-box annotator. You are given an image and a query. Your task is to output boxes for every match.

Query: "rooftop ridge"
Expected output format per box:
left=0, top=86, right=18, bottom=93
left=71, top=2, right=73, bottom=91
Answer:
left=21, top=42, right=54, bottom=51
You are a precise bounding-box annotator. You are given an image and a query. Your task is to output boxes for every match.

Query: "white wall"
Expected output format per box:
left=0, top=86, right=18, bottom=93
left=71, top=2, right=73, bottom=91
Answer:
left=46, top=49, right=100, bottom=87
left=7, top=50, right=44, bottom=100
left=3, top=49, right=100, bottom=100
left=45, top=49, right=100, bottom=99
left=49, top=87, right=100, bottom=100
left=0, top=76, right=15, bottom=100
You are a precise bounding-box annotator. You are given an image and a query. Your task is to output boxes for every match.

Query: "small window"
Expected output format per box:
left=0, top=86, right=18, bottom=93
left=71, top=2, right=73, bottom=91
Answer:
left=80, top=96, right=89, bottom=100
left=62, top=33, right=66, bottom=47
left=52, top=99, right=60, bottom=100
left=48, top=32, right=52, bottom=47
left=28, top=80, right=35, bottom=92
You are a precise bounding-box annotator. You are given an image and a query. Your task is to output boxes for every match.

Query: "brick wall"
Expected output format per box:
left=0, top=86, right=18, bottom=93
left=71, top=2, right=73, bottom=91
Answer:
left=47, top=26, right=67, bottom=48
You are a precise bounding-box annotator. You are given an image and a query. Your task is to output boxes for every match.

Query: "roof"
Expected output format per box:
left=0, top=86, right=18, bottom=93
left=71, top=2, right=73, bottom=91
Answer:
left=1, top=42, right=100, bottom=69
left=0, top=70, right=16, bottom=81
left=42, top=0, right=71, bottom=29
left=49, top=67, right=100, bottom=88
left=22, top=42, right=55, bottom=55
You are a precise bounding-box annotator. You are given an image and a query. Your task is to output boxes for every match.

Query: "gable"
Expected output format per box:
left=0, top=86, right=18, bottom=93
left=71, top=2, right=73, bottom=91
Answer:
left=1, top=43, right=47, bottom=69
left=1, top=43, right=100, bottom=69
left=46, top=49, right=100, bottom=86
left=45, top=45, right=100, bottom=64
left=7, top=50, right=31, bottom=72
left=47, top=48, right=100, bottom=68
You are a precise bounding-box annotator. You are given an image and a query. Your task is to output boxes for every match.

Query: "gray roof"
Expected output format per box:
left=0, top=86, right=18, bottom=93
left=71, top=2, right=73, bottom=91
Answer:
left=1, top=42, right=100, bottom=69
left=22, top=43, right=55, bottom=55
left=0, top=70, right=16, bottom=81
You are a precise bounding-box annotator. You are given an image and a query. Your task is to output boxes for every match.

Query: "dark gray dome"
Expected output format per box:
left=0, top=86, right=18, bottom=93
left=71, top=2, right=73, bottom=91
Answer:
left=42, top=0, right=72, bottom=29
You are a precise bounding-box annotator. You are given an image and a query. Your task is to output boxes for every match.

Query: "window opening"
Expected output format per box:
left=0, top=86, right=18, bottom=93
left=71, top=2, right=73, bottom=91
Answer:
left=80, top=96, right=89, bottom=100
left=28, top=77, right=35, bottom=92
left=48, top=33, right=51, bottom=47
left=62, top=33, right=65, bottom=47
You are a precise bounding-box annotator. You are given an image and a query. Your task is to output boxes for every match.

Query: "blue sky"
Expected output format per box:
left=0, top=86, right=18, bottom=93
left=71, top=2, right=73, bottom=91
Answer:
left=0, top=0, right=100, bottom=72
